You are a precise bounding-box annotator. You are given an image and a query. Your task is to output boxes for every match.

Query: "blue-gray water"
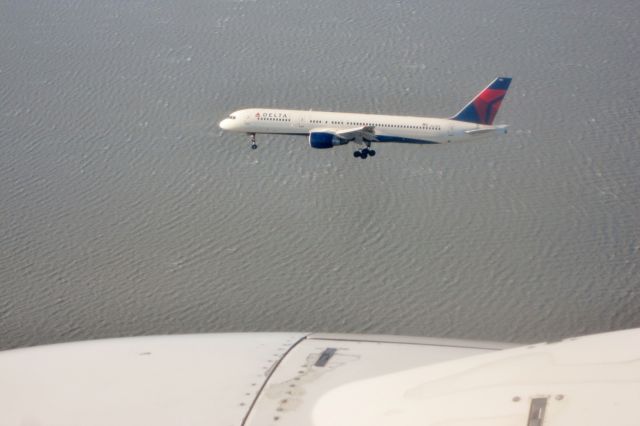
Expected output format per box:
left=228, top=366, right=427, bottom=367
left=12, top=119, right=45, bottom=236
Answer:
left=1, top=0, right=639, bottom=350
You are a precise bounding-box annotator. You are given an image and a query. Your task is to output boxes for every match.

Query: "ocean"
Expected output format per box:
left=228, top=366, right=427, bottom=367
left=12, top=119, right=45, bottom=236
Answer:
left=1, top=0, right=639, bottom=350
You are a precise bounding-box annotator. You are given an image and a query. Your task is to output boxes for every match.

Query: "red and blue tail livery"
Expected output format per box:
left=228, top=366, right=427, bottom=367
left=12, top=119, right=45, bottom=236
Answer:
left=451, top=77, right=512, bottom=125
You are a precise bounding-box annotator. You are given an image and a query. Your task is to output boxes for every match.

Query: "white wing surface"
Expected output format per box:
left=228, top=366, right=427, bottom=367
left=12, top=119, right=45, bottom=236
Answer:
left=1, top=329, right=638, bottom=425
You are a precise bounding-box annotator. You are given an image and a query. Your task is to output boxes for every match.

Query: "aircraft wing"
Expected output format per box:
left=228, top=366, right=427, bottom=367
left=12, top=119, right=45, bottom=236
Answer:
left=335, top=126, right=377, bottom=142
left=1, top=328, right=639, bottom=425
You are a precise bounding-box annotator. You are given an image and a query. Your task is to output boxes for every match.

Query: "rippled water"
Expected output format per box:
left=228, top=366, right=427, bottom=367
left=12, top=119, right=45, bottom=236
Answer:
left=1, top=0, right=639, bottom=350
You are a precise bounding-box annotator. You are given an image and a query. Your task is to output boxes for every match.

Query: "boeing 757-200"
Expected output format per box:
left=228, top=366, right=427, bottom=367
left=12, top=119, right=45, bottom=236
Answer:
left=219, top=77, right=512, bottom=159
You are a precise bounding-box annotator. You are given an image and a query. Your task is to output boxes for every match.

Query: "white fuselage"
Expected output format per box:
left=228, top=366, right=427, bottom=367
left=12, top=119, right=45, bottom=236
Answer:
left=219, top=108, right=507, bottom=145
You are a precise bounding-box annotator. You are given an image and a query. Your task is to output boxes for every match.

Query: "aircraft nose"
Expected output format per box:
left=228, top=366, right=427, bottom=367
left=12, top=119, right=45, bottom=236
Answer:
left=219, top=119, right=230, bottom=130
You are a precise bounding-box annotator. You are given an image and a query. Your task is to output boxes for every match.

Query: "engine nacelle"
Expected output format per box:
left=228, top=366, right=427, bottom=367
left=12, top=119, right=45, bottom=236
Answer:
left=308, top=132, right=347, bottom=149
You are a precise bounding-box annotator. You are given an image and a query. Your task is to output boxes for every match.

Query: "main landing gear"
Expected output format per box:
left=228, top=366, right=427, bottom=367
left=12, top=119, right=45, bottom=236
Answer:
left=249, top=133, right=257, bottom=150
left=353, top=147, right=376, bottom=159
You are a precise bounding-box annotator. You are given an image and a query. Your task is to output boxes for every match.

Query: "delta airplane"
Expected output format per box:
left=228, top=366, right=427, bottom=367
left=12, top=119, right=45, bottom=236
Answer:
left=219, top=77, right=512, bottom=159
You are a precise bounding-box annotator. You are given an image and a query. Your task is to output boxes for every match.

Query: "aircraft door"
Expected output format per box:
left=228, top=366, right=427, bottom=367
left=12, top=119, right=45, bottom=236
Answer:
left=298, top=114, right=306, bottom=128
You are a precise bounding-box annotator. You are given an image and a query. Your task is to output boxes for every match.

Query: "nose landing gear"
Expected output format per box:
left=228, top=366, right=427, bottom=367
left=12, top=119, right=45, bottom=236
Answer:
left=249, top=133, right=257, bottom=150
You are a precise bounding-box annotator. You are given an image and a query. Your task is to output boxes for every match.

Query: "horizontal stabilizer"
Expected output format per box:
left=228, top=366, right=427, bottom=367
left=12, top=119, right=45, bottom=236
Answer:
left=465, top=128, right=497, bottom=135
left=464, top=125, right=508, bottom=135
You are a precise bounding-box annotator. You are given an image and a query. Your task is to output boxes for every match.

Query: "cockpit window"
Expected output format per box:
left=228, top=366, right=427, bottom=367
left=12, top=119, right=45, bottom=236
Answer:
left=229, top=115, right=236, bottom=119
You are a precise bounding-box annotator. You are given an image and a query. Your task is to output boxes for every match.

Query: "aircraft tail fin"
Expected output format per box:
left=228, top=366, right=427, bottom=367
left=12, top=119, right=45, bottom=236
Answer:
left=451, top=77, right=512, bottom=125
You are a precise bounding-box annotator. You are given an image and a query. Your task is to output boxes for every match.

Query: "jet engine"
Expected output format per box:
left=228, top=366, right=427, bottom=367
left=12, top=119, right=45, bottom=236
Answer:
left=308, top=132, right=347, bottom=149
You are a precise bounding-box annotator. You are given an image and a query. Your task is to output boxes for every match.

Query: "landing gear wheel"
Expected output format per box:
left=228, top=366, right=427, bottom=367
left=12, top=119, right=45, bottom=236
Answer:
left=360, top=151, right=368, bottom=159
left=353, top=151, right=361, bottom=158
left=368, top=149, right=376, bottom=157
left=250, top=143, right=257, bottom=150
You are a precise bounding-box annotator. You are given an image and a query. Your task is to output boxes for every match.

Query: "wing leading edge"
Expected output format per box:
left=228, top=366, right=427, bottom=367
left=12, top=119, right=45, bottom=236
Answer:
left=310, top=126, right=377, bottom=143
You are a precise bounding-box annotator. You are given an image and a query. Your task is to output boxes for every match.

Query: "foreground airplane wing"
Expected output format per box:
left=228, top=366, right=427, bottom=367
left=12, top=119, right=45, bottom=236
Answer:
left=1, top=328, right=639, bottom=425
